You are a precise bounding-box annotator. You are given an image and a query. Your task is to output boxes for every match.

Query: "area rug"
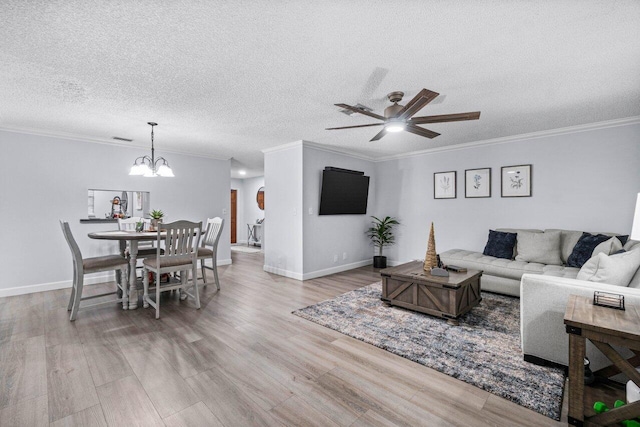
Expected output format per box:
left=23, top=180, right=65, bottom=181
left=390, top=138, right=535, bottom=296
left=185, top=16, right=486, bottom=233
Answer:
left=293, top=282, right=565, bottom=420
left=231, top=245, right=262, bottom=254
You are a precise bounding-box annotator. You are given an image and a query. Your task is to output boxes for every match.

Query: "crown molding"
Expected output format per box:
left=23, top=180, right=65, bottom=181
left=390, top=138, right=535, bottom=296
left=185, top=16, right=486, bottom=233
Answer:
left=301, top=140, right=375, bottom=162
left=373, top=116, right=640, bottom=162
left=261, top=140, right=304, bottom=154
left=263, top=139, right=375, bottom=162
left=0, top=124, right=231, bottom=161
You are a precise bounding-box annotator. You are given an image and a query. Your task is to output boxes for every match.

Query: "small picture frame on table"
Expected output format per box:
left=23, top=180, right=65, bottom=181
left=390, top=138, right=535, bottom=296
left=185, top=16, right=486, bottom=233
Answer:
left=465, top=168, right=491, bottom=198
left=434, top=171, right=456, bottom=199
left=501, top=164, right=532, bottom=197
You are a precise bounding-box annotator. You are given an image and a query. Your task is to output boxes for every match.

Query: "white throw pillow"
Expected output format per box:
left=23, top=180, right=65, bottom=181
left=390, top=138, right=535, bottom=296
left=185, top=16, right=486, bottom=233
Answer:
left=592, top=237, right=623, bottom=257
left=515, top=230, right=563, bottom=265
left=576, top=249, right=640, bottom=287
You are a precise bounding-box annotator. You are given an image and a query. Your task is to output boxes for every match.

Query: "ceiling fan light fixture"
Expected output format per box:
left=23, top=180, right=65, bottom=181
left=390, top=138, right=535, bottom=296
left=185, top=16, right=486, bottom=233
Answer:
left=385, top=121, right=405, bottom=133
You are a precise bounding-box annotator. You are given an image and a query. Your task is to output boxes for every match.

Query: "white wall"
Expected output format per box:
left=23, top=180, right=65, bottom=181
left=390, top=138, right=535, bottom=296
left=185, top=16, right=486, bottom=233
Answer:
left=373, top=122, right=640, bottom=265
left=263, top=143, right=303, bottom=277
left=302, top=145, right=375, bottom=277
left=0, top=129, right=231, bottom=295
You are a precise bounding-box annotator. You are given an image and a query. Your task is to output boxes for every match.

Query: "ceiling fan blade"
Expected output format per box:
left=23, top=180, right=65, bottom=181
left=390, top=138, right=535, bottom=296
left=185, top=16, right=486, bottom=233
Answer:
left=370, top=128, right=387, bottom=141
left=405, top=124, right=440, bottom=139
left=396, top=89, right=439, bottom=120
left=325, top=123, right=385, bottom=130
left=335, top=103, right=386, bottom=121
left=410, top=111, right=481, bottom=124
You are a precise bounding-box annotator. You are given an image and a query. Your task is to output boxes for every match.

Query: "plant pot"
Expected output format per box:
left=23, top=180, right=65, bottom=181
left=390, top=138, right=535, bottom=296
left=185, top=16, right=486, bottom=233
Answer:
left=373, top=256, right=387, bottom=269
left=150, top=218, right=162, bottom=231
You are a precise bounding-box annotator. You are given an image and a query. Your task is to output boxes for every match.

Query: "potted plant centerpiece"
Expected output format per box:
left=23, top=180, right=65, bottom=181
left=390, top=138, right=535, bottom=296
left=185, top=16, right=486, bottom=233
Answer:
left=367, top=216, right=399, bottom=269
left=149, top=209, right=164, bottom=231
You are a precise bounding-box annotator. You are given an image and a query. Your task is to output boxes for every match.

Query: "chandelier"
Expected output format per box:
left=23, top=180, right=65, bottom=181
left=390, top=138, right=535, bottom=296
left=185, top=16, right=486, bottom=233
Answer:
left=129, top=122, right=174, bottom=177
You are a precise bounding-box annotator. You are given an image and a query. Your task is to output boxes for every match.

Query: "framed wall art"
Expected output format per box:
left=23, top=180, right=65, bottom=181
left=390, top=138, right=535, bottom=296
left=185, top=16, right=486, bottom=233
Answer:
left=501, top=164, right=532, bottom=197
left=434, top=171, right=456, bottom=199
left=465, top=168, right=491, bottom=198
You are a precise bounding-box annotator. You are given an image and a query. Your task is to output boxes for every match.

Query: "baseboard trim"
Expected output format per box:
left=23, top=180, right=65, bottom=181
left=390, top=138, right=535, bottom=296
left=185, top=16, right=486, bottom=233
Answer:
left=302, top=259, right=373, bottom=280
left=523, top=354, right=568, bottom=374
left=0, top=273, right=115, bottom=298
left=0, top=258, right=233, bottom=298
left=263, top=265, right=304, bottom=281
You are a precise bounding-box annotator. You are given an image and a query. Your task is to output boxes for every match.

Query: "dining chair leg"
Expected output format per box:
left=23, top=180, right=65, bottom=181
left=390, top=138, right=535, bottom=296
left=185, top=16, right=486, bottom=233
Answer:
left=67, top=265, right=77, bottom=312
left=192, top=263, right=201, bottom=309
left=70, top=272, right=84, bottom=321
left=212, top=255, right=220, bottom=291
left=155, top=272, right=161, bottom=319
left=180, top=270, right=188, bottom=301
left=201, top=260, right=207, bottom=287
left=142, top=267, right=150, bottom=309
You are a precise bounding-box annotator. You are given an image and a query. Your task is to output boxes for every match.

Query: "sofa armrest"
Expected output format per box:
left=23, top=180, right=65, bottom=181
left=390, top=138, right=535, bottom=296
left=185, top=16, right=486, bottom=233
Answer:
left=520, top=274, right=640, bottom=368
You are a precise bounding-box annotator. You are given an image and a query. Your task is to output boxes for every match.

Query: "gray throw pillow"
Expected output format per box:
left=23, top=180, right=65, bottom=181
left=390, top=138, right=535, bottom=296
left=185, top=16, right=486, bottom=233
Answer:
left=576, top=249, right=640, bottom=287
left=515, top=230, right=563, bottom=265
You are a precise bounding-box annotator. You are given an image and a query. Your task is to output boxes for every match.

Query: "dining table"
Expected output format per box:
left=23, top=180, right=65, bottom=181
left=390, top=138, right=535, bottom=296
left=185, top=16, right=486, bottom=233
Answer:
left=88, top=230, right=165, bottom=309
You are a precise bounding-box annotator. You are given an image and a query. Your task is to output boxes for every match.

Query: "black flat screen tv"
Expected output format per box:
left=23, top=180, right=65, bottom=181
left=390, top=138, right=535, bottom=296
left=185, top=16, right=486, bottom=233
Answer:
left=319, top=168, right=370, bottom=215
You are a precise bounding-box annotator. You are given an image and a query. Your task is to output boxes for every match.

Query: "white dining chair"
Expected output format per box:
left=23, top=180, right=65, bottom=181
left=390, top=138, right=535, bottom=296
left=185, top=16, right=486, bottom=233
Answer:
left=142, top=220, right=202, bottom=319
left=197, top=217, right=224, bottom=290
left=117, top=217, right=156, bottom=258
left=60, top=221, right=129, bottom=321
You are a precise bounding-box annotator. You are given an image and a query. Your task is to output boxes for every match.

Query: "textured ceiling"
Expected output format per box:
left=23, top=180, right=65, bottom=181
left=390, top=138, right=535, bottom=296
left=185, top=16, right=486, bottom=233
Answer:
left=1, top=1, right=639, bottom=178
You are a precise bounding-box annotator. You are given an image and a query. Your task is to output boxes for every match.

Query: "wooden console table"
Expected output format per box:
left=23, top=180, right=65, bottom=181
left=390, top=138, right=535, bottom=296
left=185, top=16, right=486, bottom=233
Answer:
left=380, top=261, right=482, bottom=325
left=564, top=294, right=640, bottom=426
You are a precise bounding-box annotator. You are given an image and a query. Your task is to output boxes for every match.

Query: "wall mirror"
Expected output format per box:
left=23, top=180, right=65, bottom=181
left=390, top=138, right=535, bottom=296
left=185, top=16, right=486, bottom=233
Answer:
left=257, top=186, right=265, bottom=210
left=88, top=189, right=150, bottom=219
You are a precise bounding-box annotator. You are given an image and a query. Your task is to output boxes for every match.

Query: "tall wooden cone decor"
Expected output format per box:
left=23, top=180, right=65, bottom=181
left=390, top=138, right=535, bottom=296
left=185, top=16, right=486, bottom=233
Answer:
left=424, top=222, right=438, bottom=271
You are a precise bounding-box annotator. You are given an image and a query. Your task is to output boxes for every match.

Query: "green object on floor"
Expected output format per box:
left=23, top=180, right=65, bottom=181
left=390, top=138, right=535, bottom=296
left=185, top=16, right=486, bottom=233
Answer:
left=592, top=401, right=640, bottom=427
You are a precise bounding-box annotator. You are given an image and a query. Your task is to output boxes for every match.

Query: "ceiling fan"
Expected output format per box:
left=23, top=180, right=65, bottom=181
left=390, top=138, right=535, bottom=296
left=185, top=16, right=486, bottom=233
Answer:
left=326, top=89, right=480, bottom=141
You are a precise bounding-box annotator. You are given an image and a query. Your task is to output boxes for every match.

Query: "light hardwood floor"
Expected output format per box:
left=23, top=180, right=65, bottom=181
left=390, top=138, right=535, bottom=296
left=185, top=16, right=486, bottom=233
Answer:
left=0, top=252, right=568, bottom=426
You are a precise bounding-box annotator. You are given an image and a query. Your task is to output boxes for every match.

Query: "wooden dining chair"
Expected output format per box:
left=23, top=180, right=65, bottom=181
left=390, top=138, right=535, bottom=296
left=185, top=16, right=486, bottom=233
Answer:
left=197, top=217, right=224, bottom=290
left=142, top=220, right=202, bottom=319
left=60, top=221, right=129, bottom=321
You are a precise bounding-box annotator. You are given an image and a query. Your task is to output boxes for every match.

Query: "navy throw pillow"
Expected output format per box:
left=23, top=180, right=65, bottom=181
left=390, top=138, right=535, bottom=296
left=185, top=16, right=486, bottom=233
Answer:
left=617, top=235, right=629, bottom=246
left=483, top=230, right=517, bottom=259
left=566, top=233, right=613, bottom=267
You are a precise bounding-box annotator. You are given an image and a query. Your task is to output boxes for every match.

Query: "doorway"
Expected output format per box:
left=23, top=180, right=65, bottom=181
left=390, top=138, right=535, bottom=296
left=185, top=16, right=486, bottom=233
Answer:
left=230, top=189, right=237, bottom=244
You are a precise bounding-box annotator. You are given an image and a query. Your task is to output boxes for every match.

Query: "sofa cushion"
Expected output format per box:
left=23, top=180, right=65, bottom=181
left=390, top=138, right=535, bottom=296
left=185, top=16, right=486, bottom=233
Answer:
left=540, top=265, right=580, bottom=279
left=567, top=233, right=615, bottom=268
left=482, top=230, right=517, bottom=259
left=496, top=228, right=543, bottom=258
left=592, top=237, right=623, bottom=258
left=624, top=239, right=640, bottom=252
left=441, top=249, right=544, bottom=280
left=546, top=229, right=625, bottom=263
left=576, top=249, right=640, bottom=287
left=629, top=265, right=640, bottom=289
left=515, top=230, right=563, bottom=265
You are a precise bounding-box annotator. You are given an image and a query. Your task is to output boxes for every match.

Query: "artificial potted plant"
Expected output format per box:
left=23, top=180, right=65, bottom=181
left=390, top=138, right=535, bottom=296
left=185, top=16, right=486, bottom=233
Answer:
left=149, top=209, right=164, bottom=231
left=367, top=216, right=399, bottom=269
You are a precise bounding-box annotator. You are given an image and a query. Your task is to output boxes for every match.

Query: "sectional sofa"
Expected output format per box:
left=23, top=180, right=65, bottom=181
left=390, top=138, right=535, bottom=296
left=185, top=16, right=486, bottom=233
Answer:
left=440, top=228, right=640, bottom=369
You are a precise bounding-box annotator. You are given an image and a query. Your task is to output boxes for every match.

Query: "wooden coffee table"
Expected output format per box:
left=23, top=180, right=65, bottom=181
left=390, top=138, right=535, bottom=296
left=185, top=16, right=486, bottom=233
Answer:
left=380, top=261, right=482, bottom=325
